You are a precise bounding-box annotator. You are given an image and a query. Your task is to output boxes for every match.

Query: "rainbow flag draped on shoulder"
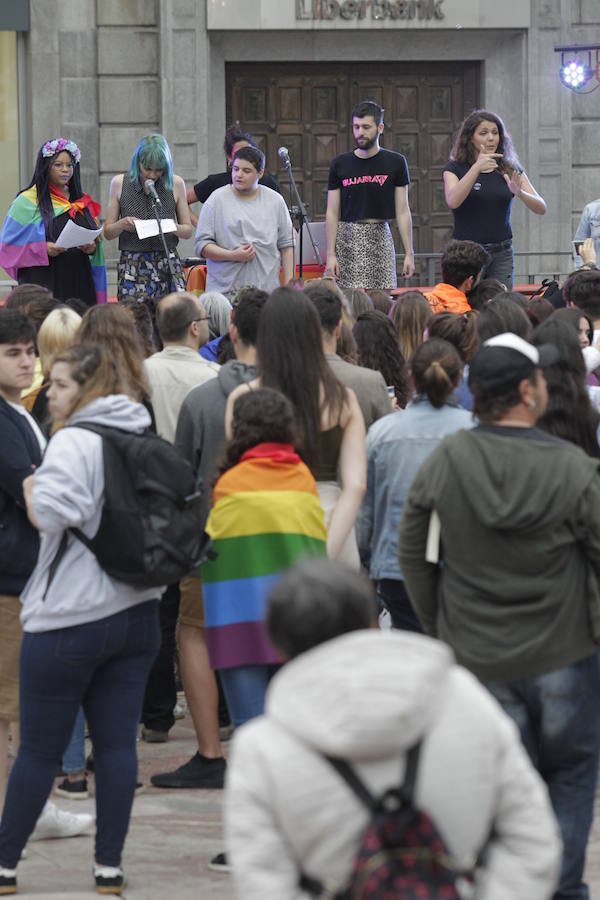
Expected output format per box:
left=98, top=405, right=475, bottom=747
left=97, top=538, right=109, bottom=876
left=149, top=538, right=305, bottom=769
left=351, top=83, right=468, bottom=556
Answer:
left=202, top=443, right=327, bottom=670
left=0, top=186, right=107, bottom=304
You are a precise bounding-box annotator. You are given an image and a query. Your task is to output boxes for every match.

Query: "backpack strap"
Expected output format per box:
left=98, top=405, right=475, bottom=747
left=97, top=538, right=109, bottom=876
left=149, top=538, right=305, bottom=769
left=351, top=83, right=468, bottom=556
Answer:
left=324, top=740, right=422, bottom=812
left=400, top=741, right=422, bottom=802
left=42, top=530, right=69, bottom=601
left=323, top=757, right=377, bottom=811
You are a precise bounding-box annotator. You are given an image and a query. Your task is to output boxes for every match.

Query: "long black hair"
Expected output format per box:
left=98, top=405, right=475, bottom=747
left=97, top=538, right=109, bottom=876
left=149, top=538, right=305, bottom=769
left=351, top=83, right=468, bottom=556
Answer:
left=23, top=143, right=96, bottom=236
left=532, top=318, right=600, bottom=457
left=257, top=287, right=345, bottom=470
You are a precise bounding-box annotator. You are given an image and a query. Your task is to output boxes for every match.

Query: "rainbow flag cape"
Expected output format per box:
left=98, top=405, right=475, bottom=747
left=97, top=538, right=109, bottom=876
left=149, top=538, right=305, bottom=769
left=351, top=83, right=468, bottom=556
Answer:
left=202, top=443, right=327, bottom=670
left=0, top=186, right=107, bottom=304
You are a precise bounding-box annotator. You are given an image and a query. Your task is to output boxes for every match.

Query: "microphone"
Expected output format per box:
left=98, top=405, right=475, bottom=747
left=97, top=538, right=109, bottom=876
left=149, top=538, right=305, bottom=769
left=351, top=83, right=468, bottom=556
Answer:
left=144, top=179, right=161, bottom=205
left=278, top=146, right=292, bottom=169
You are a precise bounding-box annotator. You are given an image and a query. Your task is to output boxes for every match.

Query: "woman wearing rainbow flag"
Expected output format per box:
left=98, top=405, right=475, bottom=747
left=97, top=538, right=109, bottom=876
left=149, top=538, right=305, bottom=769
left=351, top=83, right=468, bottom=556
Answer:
left=202, top=387, right=327, bottom=727
left=0, top=138, right=106, bottom=305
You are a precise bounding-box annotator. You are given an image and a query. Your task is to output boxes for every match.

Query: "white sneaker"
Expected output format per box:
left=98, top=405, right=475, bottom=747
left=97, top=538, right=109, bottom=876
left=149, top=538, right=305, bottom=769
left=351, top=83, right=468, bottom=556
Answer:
left=29, top=801, right=94, bottom=841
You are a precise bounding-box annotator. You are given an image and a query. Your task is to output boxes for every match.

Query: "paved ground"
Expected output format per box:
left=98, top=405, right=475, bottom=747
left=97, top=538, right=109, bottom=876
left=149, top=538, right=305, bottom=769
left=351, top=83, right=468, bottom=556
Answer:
left=9, top=704, right=600, bottom=898
left=11, top=708, right=234, bottom=899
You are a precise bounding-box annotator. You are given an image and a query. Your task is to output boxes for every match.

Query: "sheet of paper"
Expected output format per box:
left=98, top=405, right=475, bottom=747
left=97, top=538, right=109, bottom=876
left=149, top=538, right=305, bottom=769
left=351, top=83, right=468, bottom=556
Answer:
left=134, top=218, right=177, bottom=239
left=55, top=219, right=103, bottom=250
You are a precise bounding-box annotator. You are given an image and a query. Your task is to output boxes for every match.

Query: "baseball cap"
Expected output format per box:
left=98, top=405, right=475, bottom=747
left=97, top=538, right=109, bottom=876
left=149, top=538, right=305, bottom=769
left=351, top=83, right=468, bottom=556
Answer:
left=468, top=332, right=559, bottom=394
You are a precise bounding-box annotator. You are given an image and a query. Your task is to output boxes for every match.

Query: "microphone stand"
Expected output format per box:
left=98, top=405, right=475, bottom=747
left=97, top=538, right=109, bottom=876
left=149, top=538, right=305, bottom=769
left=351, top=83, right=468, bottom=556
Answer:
left=147, top=189, right=181, bottom=293
left=281, top=155, right=322, bottom=280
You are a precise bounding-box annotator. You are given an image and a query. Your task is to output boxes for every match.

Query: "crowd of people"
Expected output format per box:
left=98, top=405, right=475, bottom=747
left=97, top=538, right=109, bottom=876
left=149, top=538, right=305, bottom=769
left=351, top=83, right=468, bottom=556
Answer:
left=1, top=105, right=600, bottom=899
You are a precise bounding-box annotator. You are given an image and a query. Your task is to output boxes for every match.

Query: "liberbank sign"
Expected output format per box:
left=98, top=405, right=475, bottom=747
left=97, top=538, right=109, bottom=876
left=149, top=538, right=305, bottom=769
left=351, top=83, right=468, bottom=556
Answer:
left=206, top=0, right=529, bottom=28
left=296, top=0, right=444, bottom=19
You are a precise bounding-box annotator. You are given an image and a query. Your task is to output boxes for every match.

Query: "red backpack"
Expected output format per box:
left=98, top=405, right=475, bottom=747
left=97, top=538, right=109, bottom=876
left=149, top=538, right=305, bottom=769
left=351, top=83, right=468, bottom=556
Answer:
left=301, top=742, right=476, bottom=900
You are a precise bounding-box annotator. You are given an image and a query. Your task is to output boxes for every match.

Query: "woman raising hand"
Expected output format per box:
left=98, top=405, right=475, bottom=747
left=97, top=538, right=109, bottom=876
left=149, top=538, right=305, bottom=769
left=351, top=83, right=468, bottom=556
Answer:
left=443, top=110, right=545, bottom=289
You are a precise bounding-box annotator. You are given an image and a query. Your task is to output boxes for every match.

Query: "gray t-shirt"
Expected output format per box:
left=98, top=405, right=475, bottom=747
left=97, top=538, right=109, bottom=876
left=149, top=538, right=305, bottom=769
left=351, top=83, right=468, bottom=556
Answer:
left=194, top=184, right=295, bottom=294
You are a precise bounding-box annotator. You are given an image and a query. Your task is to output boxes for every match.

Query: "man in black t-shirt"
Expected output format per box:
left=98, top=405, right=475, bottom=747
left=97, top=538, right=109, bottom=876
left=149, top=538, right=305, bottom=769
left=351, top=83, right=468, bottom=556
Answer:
left=186, top=126, right=280, bottom=226
left=325, top=100, right=414, bottom=290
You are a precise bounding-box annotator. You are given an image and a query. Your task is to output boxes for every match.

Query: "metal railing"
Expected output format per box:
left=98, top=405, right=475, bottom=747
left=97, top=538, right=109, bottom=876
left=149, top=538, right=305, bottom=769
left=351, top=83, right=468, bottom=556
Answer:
left=402, top=250, right=576, bottom=287
left=1, top=250, right=579, bottom=298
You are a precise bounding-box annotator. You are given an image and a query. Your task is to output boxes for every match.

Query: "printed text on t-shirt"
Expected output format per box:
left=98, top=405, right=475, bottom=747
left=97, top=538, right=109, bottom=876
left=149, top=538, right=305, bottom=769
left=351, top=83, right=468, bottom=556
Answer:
left=342, top=175, right=389, bottom=187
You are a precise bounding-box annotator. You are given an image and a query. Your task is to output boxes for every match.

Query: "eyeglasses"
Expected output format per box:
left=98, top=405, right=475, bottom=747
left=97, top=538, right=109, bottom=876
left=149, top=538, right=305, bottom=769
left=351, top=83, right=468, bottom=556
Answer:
left=188, top=316, right=209, bottom=324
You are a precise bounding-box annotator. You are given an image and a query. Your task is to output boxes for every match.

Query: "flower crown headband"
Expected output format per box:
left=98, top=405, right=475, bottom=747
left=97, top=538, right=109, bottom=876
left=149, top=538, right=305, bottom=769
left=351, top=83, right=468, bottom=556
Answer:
left=41, top=138, right=81, bottom=164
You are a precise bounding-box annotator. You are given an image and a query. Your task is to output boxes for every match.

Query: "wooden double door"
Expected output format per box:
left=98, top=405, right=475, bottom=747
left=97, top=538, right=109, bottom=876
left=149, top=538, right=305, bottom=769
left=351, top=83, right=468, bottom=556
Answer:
left=227, top=61, right=480, bottom=278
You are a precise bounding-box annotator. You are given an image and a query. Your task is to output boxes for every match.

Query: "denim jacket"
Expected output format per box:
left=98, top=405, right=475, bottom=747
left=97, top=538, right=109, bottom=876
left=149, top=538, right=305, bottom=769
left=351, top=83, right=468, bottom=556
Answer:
left=574, top=198, right=600, bottom=269
left=356, top=397, right=473, bottom=581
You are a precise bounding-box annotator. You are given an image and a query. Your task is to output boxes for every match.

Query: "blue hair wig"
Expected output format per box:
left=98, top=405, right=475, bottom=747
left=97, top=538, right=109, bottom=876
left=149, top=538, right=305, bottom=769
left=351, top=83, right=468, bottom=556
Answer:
left=128, top=133, right=173, bottom=190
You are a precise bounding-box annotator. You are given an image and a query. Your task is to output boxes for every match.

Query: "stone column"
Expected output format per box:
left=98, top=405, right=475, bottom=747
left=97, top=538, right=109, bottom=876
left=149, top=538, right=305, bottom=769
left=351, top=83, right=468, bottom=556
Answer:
left=570, top=1, right=600, bottom=240
left=158, top=0, right=211, bottom=259
left=97, top=0, right=160, bottom=271
left=29, top=0, right=99, bottom=201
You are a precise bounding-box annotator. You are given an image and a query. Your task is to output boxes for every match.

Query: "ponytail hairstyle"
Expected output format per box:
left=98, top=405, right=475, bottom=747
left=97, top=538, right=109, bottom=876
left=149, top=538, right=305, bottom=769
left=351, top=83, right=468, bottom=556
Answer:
left=427, top=311, right=479, bottom=364
left=411, top=338, right=462, bottom=409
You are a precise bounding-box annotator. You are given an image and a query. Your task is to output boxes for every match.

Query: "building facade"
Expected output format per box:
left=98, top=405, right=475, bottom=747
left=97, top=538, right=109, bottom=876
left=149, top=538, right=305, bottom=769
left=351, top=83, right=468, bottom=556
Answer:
left=2, top=0, right=599, bottom=282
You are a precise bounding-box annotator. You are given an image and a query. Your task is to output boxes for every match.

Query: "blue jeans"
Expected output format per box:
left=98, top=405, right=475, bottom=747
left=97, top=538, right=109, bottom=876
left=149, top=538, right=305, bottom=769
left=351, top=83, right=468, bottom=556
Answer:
left=377, top=580, right=424, bottom=633
left=62, top=707, right=86, bottom=774
left=0, top=600, right=160, bottom=870
left=219, top=664, right=278, bottom=728
left=482, top=239, right=514, bottom=289
left=485, top=654, right=600, bottom=900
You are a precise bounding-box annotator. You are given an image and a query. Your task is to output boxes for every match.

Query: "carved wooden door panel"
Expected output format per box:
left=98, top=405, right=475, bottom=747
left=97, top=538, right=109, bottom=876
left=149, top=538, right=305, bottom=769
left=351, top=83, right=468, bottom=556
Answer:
left=227, top=62, right=480, bottom=279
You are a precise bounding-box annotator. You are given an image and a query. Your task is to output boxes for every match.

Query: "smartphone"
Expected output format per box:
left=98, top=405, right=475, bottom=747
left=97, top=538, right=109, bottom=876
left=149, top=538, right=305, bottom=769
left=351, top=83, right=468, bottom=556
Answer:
left=572, top=240, right=583, bottom=259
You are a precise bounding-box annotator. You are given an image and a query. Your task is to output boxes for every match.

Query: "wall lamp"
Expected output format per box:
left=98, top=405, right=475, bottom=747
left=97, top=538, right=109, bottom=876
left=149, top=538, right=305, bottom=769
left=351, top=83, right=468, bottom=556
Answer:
left=555, top=44, right=600, bottom=93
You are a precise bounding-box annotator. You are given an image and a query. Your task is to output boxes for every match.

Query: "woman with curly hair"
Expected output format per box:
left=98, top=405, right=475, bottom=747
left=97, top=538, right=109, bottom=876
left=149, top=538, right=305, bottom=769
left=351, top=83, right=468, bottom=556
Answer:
left=531, top=319, right=600, bottom=457
left=202, top=388, right=326, bottom=727
left=444, top=109, right=546, bottom=289
left=0, top=138, right=106, bottom=305
left=353, top=310, right=411, bottom=408
left=391, top=291, right=433, bottom=362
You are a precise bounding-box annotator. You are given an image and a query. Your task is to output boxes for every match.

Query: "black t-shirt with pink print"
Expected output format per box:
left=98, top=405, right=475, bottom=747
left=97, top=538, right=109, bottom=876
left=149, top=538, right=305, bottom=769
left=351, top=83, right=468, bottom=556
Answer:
left=328, top=148, right=410, bottom=222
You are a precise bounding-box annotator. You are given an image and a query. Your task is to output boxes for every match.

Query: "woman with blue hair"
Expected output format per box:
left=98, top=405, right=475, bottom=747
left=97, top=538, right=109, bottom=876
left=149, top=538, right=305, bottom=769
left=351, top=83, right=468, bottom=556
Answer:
left=104, top=133, right=192, bottom=302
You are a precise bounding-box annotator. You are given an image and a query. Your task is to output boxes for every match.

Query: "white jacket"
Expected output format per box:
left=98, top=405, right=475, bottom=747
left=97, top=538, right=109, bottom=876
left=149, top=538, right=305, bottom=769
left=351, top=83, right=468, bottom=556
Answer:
left=225, top=630, right=561, bottom=899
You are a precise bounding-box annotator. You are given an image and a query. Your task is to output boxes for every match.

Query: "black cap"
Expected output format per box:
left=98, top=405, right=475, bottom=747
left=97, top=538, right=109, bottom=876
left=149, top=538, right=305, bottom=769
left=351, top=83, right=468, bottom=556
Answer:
left=469, top=332, right=559, bottom=394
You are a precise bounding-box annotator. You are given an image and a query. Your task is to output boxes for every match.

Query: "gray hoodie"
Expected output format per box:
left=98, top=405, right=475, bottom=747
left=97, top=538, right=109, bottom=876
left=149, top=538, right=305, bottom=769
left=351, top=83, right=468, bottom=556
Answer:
left=175, top=359, right=258, bottom=528
left=21, top=395, right=161, bottom=633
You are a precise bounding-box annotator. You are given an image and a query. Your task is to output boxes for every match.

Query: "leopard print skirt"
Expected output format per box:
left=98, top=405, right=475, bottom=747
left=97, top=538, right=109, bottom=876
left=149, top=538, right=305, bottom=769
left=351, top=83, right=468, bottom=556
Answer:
left=335, top=221, right=397, bottom=290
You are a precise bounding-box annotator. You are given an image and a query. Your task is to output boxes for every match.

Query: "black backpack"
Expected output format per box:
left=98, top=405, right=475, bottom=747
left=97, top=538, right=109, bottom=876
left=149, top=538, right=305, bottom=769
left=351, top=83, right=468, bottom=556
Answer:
left=46, top=423, right=212, bottom=593
left=301, top=742, right=476, bottom=900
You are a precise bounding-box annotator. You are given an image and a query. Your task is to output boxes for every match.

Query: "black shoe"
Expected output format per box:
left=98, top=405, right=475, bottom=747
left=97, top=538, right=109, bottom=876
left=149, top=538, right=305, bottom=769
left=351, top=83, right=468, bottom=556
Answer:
left=0, top=869, right=16, bottom=895
left=141, top=727, right=169, bottom=743
left=95, top=869, right=125, bottom=895
left=55, top=777, right=89, bottom=800
left=208, top=852, right=232, bottom=874
left=150, top=752, right=226, bottom=789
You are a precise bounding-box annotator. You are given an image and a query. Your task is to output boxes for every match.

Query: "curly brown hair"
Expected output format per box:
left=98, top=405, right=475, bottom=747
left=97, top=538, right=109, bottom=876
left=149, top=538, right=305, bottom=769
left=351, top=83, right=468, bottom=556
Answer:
left=353, top=311, right=411, bottom=407
left=216, top=388, right=298, bottom=479
left=450, top=109, right=521, bottom=177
